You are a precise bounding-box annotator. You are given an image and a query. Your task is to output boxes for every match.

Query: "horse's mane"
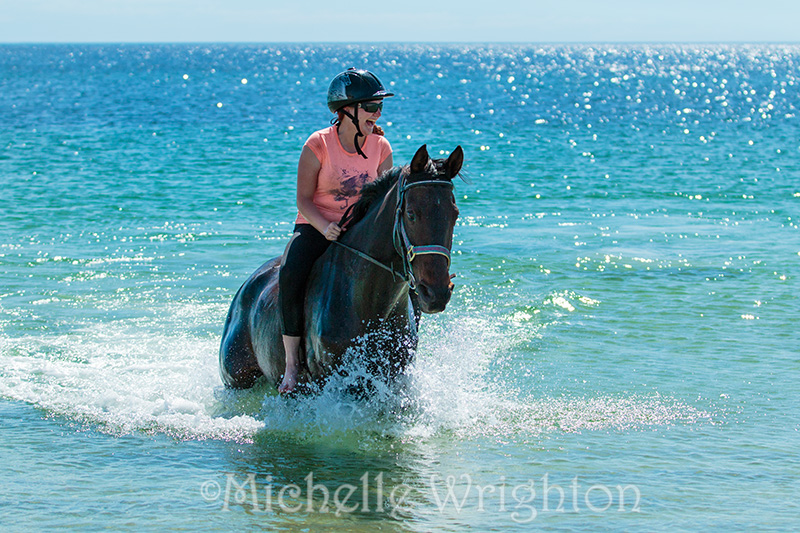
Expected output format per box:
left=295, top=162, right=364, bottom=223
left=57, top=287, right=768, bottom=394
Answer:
left=344, top=157, right=455, bottom=228
left=343, top=165, right=404, bottom=227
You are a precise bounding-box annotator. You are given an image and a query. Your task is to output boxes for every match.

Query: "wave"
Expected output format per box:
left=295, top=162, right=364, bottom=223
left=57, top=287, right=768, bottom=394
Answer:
left=0, top=299, right=712, bottom=444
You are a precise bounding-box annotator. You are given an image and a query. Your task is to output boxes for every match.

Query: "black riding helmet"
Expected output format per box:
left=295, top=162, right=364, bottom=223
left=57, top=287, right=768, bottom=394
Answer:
left=327, top=68, right=394, bottom=159
left=327, top=68, right=394, bottom=112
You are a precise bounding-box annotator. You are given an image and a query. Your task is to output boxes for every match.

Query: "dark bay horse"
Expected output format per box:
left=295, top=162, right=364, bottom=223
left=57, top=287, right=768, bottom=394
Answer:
left=219, top=145, right=463, bottom=390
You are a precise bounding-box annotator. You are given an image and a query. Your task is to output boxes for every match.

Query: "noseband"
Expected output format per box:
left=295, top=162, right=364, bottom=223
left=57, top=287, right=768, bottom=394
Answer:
left=334, top=171, right=455, bottom=290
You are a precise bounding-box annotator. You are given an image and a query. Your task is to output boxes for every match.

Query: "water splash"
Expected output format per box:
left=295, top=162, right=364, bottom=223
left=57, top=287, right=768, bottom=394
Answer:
left=0, top=300, right=711, bottom=444
left=0, top=311, right=263, bottom=441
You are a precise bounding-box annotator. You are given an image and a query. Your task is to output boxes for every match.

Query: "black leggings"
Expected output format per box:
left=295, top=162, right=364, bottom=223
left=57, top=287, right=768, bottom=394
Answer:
left=279, top=224, right=331, bottom=337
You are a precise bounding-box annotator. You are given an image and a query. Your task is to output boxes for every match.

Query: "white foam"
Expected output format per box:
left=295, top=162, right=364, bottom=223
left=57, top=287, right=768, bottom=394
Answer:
left=251, top=313, right=711, bottom=442
left=0, top=304, right=265, bottom=441
left=0, top=302, right=711, bottom=443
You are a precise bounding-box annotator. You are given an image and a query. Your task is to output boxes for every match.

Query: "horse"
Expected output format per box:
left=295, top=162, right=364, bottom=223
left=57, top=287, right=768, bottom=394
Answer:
left=219, top=144, right=463, bottom=391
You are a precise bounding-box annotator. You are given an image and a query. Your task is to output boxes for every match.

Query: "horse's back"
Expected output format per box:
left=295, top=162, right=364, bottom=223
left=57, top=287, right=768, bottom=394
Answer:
left=219, top=256, right=283, bottom=388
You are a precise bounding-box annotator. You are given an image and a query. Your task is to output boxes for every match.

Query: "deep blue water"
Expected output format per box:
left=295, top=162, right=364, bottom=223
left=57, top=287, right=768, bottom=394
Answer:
left=1, top=43, right=799, bottom=531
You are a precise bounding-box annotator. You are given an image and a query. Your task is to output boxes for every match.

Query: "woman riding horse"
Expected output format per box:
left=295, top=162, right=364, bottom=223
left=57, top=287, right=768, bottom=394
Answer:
left=218, top=66, right=463, bottom=394
left=278, top=68, right=395, bottom=393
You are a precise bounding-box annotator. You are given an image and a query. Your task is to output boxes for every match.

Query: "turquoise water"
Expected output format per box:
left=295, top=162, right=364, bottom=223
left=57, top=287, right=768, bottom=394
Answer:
left=1, top=43, right=799, bottom=530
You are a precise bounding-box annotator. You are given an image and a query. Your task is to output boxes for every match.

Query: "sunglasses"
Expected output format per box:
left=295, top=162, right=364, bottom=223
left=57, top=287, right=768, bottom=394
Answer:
left=359, top=101, right=383, bottom=113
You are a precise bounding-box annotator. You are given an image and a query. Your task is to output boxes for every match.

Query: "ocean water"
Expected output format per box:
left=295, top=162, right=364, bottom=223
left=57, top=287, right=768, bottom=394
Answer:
left=1, top=43, right=799, bottom=531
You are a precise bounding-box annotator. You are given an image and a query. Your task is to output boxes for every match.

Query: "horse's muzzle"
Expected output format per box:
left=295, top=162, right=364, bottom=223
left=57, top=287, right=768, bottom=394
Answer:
left=416, top=281, right=452, bottom=313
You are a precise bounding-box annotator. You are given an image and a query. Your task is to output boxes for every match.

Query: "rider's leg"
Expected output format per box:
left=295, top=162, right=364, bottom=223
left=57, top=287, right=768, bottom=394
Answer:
left=277, top=224, right=331, bottom=392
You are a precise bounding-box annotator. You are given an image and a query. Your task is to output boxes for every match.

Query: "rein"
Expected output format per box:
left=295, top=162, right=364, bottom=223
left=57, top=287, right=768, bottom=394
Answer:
left=334, top=172, right=454, bottom=289
left=333, top=241, right=403, bottom=279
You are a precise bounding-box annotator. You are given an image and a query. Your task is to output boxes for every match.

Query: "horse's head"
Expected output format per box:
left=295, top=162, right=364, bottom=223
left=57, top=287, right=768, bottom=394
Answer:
left=397, top=144, right=463, bottom=313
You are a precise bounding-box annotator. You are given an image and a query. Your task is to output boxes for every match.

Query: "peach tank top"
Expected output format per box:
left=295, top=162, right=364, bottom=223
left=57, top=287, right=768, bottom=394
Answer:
left=295, top=126, right=392, bottom=225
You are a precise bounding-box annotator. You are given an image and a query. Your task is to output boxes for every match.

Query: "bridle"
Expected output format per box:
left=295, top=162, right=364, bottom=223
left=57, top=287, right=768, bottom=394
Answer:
left=335, top=171, right=455, bottom=290
left=392, top=174, right=454, bottom=289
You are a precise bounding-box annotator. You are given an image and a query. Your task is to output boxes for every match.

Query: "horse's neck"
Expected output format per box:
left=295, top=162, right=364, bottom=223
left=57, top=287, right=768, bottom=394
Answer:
left=342, top=183, right=399, bottom=265
left=336, top=183, right=409, bottom=314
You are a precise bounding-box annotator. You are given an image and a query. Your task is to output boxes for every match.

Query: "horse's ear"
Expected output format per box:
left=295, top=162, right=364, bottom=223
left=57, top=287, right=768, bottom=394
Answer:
left=410, top=144, right=429, bottom=174
left=446, top=146, right=464, bottom=178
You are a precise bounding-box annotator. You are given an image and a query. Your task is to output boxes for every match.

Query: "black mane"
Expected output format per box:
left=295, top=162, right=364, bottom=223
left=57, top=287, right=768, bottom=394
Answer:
left=343, top=165, right=404, bottom=228
left=345, top=157, right=453, bottom=228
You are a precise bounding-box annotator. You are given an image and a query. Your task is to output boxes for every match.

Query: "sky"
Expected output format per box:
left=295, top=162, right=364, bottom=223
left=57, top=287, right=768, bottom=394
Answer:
left=1, top=0, right=798, bottom=44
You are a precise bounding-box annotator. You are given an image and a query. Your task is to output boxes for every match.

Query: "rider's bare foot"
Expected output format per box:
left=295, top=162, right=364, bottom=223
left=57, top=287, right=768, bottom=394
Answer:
left=278, top=363, right=298, bottom=394
left=279, top=335, right=301, bottom=394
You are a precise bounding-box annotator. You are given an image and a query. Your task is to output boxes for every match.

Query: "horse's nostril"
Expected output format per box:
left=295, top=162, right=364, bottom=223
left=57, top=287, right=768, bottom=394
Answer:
left=417, top=283, right=432, bottom=300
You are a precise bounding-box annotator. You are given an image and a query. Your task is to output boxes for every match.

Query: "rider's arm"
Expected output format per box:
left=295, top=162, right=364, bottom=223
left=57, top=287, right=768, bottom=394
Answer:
left=296, top=146, right=340, bottom=239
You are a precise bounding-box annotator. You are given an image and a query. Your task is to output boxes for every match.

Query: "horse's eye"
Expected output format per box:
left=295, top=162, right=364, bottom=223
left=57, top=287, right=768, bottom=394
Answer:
left=406, top=211, right=417, bottom=223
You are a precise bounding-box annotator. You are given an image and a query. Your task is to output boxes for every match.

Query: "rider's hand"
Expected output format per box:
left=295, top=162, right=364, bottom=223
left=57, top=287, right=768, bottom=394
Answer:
left=323, top=222, right=343, bottom=241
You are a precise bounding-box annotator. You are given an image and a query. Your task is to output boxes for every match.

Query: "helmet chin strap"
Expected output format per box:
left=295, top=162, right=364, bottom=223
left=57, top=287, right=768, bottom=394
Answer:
left=340, top=106, right=368, bottom=159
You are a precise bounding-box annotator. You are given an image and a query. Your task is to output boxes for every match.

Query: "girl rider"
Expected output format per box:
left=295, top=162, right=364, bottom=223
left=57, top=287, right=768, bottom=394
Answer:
left=278, top=68, right=394, bottom=393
